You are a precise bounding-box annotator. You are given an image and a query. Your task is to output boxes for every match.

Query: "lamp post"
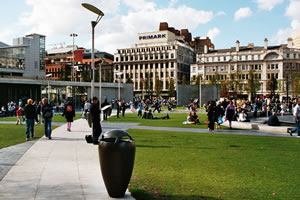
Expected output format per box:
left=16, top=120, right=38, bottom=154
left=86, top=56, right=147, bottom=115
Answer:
left=70, top=33, right=78, bottom=82
left=46, top=74, right=52, bottom=100
left=99, top=60, right=104, bottom=108
left=82, top=3, right=104, bottom=99
left=116, top=72, right=123, bottom=100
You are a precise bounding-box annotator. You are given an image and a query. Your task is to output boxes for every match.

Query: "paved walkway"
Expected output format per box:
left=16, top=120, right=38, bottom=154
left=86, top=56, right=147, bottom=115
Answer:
left=0, top=119, right=134, bottom=200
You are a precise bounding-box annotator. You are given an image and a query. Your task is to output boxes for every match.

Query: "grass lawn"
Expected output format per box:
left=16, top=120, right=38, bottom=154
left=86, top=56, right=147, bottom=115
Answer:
left=0, top=113, right=81, bottom=123
left=0, top=124, right=58, bottom=149
left=106, top=113, right=230, bottom=130
left=128, top=129, right=300, bottom=200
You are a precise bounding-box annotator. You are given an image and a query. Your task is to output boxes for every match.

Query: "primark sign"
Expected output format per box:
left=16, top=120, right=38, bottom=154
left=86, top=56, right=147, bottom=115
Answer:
left=139, top=34, right=166, bottom=40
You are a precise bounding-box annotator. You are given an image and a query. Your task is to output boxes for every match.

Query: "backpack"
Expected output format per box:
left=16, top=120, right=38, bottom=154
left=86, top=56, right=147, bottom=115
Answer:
left=44, top=110, right=52, bottom=118
left=66, top=105, right=73, bottom=112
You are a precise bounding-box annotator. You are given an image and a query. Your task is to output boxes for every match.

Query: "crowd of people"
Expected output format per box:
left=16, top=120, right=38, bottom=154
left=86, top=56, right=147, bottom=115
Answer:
left=204, top=97, right=300, bottom=134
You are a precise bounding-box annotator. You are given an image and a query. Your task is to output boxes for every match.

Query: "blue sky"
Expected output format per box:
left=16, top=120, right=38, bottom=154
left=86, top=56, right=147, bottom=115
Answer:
left=0, top=0, right=299, bottom=54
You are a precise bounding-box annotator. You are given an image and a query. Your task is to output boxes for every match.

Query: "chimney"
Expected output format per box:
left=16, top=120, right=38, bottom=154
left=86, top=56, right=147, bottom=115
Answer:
left=204, top=45, right=208, bottom=54
left=287, top=37, right=293, bottom=48
left=236, top=40, right=240, bottom=52
left=264, top=38, right=268, bottom=49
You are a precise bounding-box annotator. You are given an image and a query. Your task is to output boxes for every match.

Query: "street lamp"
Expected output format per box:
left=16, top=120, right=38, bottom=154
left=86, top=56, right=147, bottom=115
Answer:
left=99, top=59, right=104, bottom=108
left=46, top=74, right=52, bottom=100
left=70, top=33, right=78, bottom=82
left=116, top=72, right=123, bottom=100
left=82, top=3, right=104, bottom=98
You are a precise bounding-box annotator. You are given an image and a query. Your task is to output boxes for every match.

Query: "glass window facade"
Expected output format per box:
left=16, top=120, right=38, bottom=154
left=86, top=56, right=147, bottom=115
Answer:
left=0, top=47, right=26, bottom=70
left=40, top=36, right=46, bottom=70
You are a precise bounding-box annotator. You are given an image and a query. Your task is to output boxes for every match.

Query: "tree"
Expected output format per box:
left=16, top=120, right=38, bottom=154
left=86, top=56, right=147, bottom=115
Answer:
left=220, top=79, right=230, bottom=97
left=267, top=75, right=278, bottom=97
left=144, top=72, right=152, bottom=97
left=247, top=70, right=261, bottom=99
left=168, top=78, right=176, bottom=97
left=182, top=75, right=187, bottom=85
left=290, top=71, right=300, bottom=97
left=154, top=76, right=162, bottom=97
left=126, top=75, right=133, bottom=83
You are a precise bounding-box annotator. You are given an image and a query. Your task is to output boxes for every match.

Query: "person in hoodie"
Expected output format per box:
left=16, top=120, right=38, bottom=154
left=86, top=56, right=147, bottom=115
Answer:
left=24, top=99, right=37, bottom=141
left=41, top=98, right=53, bottom=140
left=62, top=101, right=75, bottom=132
left=90, top=96, right=102, bottom=144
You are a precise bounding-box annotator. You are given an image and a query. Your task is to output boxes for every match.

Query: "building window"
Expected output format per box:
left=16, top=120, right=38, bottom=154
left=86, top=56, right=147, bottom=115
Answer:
left=287, top=53, right=289, bottom=58
left=231, top=65, right=235, bottom=70
left=245, top=55, right=248, bottom=60
left=258, top=55, right=261, bottom=60
left=192, top=67, right=196, bottom=73
left=224, top=56, right=226, bottom=61
left=239, top=56, right=242, bottom=61
left=252, top=55, right=254, bottom=60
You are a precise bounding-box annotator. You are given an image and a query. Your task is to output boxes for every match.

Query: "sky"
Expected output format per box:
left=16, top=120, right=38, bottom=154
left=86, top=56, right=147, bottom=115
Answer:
left=1, top=0, right=300, bottom=54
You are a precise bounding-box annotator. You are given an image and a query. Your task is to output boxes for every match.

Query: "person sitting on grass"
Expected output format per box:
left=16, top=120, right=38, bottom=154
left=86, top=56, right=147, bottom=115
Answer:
left=191, top=111, right=200, bottom=124
left=142, top=109, right=169, bottom=120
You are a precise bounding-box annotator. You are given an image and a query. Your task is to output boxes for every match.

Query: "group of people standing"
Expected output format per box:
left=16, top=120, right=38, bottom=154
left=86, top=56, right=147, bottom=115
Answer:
left=23, top=98, right=53, bottom=140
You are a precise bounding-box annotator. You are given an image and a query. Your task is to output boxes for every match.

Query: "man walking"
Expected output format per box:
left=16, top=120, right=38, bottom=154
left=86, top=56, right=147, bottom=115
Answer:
left=24, top=99, right=37, bottom=141
left=90, top=97, right=102, bottom=144
left=41, top=98, right=53, bottom=139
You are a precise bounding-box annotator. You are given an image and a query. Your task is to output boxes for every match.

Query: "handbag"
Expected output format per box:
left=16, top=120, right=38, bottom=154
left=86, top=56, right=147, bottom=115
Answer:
left=218, top=117, right=223, bottom=124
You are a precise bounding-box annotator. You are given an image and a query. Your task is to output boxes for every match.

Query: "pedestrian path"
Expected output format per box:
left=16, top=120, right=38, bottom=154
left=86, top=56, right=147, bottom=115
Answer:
left=0, top=119, right=134, bottom=200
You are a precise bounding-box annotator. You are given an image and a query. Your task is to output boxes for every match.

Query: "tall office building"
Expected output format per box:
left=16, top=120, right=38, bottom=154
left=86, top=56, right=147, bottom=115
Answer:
left=113, top=22, right=213, bottom=97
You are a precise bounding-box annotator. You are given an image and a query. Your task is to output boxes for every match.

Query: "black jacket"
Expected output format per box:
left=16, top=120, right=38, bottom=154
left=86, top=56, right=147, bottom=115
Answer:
left=267, top=115, right=280, bottom=126
left=24, top=104, right=37, bottom=120
left=42, top=104, right=53, bottom=119
left=63, top=102, right=75, bottom=122
left=90, top=102, right=100, bottom=123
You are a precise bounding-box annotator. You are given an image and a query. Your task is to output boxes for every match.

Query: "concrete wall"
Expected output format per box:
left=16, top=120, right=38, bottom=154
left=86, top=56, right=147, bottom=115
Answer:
left=177, top=84, right=220, bottom=106
left=88, top=83, right=134, bottom=103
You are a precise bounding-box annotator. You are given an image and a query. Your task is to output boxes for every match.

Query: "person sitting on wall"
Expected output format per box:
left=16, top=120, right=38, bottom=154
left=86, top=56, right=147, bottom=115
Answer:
left=265, top=111, right=281, bottom=126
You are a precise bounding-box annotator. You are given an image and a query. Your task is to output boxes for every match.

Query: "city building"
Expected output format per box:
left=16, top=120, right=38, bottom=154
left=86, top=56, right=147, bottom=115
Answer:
left=0, top=34, right=46, bottom=107
left=0, top=33, right=46, bottom=79
left=190, top=38, right=300, bottom=99
left=46, top=46, right=113, bottom=82
left=113, top=22, right=214, bottom=98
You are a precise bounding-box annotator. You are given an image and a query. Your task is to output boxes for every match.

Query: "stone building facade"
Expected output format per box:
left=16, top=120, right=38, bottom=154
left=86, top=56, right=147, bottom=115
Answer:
left=190, top=38, right=300, bottom=99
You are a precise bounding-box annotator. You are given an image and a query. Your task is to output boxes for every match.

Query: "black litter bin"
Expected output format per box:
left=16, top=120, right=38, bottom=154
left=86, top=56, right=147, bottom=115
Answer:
left=98, top=130, right=135, bottom=198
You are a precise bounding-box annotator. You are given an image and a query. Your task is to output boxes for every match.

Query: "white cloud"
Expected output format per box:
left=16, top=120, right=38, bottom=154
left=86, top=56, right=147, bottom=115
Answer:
left=285, top=0, right=300, bottom=20
left=123, top=0, right=156, bottom=11
left=207, top=28, right=220, bottom=40
left=1, top=0, right=215, bottom=54
left=255, top=0, right=284, bottom=11
left=272, top=0, right=300, bottom=44
left=234, top=7, right=252, bottom=21
left=216, top=11, right=226, bottom=17
left=92, top=5, right=214, bottom=53
left=168, top=0, right=178, bottom=7
left=271, top=28, right=293, bottom=44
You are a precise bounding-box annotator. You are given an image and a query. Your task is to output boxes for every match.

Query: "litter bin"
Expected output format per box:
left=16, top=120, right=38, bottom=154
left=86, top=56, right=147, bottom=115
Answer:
left=98, top=130, right=135, bottom=198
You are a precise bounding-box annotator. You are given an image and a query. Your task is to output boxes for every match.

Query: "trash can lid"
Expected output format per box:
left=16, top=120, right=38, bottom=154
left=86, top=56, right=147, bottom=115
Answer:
left=101, top=130, right=133, bottom=144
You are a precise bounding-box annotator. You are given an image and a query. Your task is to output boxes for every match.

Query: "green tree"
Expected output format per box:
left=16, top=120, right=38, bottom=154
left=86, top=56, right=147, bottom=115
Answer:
left=267, top=75, right=278, bottom=97
left=144, top=72, right=152, bottom=96
left=182, top=75, right=187, bottom=85
left=168, top=78, right=176, bottom=97
left=154, top=76, right=162, bottom=97
left=247, top=70, right=261, bottom=99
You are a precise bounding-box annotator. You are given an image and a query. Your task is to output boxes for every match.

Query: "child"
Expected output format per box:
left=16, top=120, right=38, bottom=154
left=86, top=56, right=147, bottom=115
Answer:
left=62, top=102, right=75, bottom=132
left=16, top=107, right=22, bottom=125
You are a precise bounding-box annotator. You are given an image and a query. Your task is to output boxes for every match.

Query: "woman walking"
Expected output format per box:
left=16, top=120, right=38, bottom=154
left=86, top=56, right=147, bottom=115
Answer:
left=207, top=101, right=217, bottom=132
left=63, top=101, right=75, bottom=132
left=225, top=100, right=236, bottom=129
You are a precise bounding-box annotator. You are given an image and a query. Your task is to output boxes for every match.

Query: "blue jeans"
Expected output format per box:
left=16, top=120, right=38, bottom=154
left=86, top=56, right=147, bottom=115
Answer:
left=297, top=117, right=300, bottom=136
left=26, top=119, right=35, bottom=139
left=44, top=118, right=52, bottom=137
